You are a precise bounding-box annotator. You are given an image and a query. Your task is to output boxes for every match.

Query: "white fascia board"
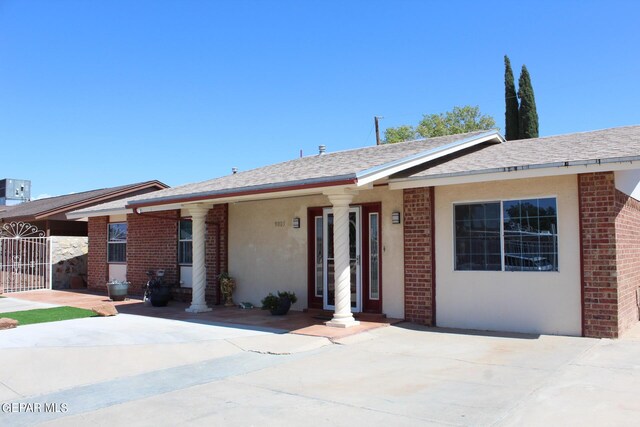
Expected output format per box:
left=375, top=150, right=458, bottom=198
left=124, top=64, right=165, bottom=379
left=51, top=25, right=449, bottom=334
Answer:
left=135, top=183, right=356, bottom=212
left=355, top=131, right=504, bottom=187
left=389, top=157, right=640, bottom=189
left=66, top=208, right=133, bottom=219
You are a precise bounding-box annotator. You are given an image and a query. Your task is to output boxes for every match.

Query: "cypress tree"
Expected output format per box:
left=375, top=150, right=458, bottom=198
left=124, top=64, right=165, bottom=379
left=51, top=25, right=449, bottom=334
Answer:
left=517, top=65, right=539, bottom=139
left=504, top=55, right=519, bottom=141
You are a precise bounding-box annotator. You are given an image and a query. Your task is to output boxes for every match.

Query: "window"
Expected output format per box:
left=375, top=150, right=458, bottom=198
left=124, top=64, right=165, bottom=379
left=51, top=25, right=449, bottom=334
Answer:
left=369, top=212, right=380, bottom=300
left=107, top=223, right=127, bottom=263
left=178, top=220, right=193, bottom=265
left=315, top=216, right=323, bottom=297
left=454, top=198, right=558, bottom=272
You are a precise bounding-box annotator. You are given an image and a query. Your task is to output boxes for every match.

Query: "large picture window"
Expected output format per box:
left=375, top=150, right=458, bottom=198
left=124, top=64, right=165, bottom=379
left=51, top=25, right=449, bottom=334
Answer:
left=107, top=223, right=127, bottom=263
left=178, top=220, right=193, bottom=265
left=454, top=198, right=558, bottom=272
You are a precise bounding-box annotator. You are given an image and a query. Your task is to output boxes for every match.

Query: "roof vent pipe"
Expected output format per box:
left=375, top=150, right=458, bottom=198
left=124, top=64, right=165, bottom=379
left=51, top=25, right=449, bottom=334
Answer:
left=232, top=167, right=238, bottom=174
left=318, top=145, right=326, bottom=155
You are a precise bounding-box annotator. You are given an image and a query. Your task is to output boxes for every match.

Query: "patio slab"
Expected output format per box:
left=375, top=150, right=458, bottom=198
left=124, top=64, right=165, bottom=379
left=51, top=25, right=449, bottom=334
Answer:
left=6, top=289, right=400, bottom=339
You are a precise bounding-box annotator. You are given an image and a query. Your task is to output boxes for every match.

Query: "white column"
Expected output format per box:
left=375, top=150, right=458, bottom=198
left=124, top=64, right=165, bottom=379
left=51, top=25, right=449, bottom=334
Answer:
left=185, top=205, right=212, bottom=313
left=325, top=192, right=360, bottom=328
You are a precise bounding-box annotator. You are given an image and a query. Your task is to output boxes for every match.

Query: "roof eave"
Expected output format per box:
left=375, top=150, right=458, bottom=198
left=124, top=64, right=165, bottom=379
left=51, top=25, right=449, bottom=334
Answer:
left=389, top=156, right=640, bottom=189
left=355, top=130, right=504, bottom=186
left=33, top=181, right=168, bottom=220
left=126, top=175, right=358, bottom=210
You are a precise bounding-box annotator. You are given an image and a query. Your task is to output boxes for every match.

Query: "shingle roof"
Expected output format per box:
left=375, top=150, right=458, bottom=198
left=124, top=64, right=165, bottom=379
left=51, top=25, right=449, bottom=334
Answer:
left=397, top=125, right=640, bottom=180
left=0, top=180, right=168, bottom=221
left=126, top=130, right=494, bottom=207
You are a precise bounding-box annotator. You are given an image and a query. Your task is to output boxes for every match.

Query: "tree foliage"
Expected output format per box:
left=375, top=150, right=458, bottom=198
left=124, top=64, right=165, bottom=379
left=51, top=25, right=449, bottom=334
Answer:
left=504, top=55, right=519, bottom=141
left=383, top=105, right=496, bottom=144
left=383, top=125, right=416, bottom=144
left=517, top=65, right=539, bottom=139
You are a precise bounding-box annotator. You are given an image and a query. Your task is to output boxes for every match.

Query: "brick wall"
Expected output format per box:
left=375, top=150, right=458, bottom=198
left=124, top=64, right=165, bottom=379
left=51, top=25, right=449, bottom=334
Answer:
left=86, top=206, right=229, bottom=304
left=205, top=204, right=229, bottom=304
left=126, top=211, right=179, bottom=295
left=614, top=189, right=640, bottom=334
left=170, top=205, right=229, bottom=304
left=579, top=173, right=619, bottom=338
left=579, top=172, right=640, bottom=338
left=403, top=187, right=435, bottom=325
left=87, top=216, right=108, bottom=290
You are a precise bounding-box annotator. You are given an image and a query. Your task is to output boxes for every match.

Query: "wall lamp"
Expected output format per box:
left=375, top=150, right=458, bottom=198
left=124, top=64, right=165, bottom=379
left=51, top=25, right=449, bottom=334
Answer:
left=292, top=217, right=301, bottom=228
left=391, top=211, right=401, bottom=224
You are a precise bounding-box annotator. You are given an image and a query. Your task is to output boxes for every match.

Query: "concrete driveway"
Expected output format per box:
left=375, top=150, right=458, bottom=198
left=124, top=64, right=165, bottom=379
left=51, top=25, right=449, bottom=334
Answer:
left=0, top=313, right=639, bottom=426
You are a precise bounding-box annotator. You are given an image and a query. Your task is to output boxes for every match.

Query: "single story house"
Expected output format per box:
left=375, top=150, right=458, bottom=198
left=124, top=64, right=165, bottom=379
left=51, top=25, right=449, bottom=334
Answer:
left=69, top=126, right=640, bottom=338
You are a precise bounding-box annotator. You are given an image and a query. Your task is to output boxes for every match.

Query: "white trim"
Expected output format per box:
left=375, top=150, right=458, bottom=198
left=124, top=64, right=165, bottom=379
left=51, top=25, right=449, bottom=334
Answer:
left=356, top=131, right=503, bottom=186
left=67, top=208, right=132, bottom=219
left=390, top=158, right=640, bottom=190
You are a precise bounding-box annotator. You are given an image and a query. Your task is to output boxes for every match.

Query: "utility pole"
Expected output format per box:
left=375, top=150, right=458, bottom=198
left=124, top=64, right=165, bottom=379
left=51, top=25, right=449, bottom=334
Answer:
left=374, top=116, right=383, bottom=145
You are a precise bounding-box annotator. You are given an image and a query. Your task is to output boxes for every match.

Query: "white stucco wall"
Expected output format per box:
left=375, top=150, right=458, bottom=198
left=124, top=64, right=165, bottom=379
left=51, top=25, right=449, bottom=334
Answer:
left=615, top=169, right=640, bottom=199
left=434, top=175, right=582, bottom=336
left=228, top=187, right=405, bottom=317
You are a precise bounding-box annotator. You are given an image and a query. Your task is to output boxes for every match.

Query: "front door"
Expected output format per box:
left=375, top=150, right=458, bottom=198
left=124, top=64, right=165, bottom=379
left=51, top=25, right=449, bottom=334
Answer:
left=307, top=203, right=382, bottom=313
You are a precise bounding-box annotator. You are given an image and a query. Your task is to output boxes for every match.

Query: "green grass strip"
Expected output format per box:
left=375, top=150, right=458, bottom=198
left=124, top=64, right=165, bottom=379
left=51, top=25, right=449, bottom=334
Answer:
left=1, top=306, right=97, bottom=326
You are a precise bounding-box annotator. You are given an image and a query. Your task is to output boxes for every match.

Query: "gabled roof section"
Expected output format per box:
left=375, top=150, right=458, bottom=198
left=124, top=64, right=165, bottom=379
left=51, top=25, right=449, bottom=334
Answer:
left=126, top=130, right=502, bottom=209
left=390, top=125, right=640, bottom=185
left=0, top=180, right=168, bottom=222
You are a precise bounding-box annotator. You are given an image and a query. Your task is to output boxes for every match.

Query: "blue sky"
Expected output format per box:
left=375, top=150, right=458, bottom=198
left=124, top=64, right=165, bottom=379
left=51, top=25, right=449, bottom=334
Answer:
left=1, top=0, right=639, bottom=199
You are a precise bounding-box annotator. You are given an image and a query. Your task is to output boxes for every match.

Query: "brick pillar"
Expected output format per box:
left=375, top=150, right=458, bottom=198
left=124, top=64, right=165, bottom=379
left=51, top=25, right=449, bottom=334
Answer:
left=205, top=204, right=229, bottom=305
left=87, top=217, right=108, bottom=290
left=579, top=172, right=620, bottom=338
left=403, top=187, right=435, bottom=325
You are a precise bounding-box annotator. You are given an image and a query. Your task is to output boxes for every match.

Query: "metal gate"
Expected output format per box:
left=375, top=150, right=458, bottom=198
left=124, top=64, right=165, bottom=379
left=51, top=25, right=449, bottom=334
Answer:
left=0, top=222, right=51, bottom=293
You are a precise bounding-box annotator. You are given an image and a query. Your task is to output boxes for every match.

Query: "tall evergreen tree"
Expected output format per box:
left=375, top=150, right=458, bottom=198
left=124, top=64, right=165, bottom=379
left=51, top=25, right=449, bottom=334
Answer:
left=517, top=65, right=539, bottom=139
left=504, top=55, right=519, bottom=141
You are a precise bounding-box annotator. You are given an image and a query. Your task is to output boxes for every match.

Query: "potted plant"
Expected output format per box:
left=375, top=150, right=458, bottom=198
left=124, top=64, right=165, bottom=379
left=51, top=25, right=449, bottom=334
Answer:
left=144, top=270, right=172, bottom=307
left=218, top=272, right=236, bottom=307
left=106, top=279, right=130, bottom=301
left=261, top=291, right=297, bottom=315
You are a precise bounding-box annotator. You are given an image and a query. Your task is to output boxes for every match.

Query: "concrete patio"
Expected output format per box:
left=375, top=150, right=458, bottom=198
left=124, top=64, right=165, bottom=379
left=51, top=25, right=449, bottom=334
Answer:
left=4, top=289, right=401, bottom=340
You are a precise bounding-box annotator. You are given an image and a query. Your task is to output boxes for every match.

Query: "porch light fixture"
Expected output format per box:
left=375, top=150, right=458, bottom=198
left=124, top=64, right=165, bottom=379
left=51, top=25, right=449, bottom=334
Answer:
left=391, top=211, right=401, bottom=224
left=292, top=217, right=300, bottom=228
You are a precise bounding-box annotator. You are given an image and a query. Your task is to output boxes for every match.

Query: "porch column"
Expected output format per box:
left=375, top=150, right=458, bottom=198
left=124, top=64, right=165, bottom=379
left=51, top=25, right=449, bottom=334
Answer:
left=326, top=192, right=360, bottom=328
left=185, top=205, right=212, bottom=313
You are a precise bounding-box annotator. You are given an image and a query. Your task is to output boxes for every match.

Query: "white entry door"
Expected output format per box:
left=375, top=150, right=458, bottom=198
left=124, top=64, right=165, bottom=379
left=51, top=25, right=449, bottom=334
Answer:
left=322, top=207, right=361, bottom=312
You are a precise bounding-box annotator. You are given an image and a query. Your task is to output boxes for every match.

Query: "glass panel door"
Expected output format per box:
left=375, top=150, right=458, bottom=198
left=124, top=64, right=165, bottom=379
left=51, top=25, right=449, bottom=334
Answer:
left=323, top=207, right=361, bottom=312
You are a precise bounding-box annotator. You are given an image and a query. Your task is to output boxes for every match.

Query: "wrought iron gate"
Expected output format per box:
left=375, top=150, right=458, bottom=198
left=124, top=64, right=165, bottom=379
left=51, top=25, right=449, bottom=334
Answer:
left=0, top=222, right=51, bottom=293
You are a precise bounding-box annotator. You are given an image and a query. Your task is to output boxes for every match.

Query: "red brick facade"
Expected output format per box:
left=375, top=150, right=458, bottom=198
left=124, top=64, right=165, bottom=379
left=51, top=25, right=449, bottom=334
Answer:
left=86, top=205, right=229, bottom=303
left=614, top=188, right=640, bottom=334
left=403, top=187, right=435, bottom=325
left=126, top=211, right=179, bottom=295
left=579, top=172, right=640, bottom=338
left=87, top=216, right=108, bottom=290
left=205, top=204, right=229, bottom=304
